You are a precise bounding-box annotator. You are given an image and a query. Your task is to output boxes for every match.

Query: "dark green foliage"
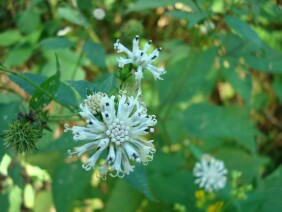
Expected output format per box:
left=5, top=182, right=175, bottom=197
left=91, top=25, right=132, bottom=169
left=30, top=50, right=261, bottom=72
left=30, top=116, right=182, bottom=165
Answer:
left=0, top=0, right=282, bottom=211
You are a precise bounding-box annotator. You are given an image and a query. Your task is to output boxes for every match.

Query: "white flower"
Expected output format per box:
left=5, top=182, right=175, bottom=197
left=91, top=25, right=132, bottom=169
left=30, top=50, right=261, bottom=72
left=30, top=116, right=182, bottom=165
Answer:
left=65, top=91, right=157, bottom=179
left=92, top=8, right=106, bottom=20
left=83, top=92, right=103, bottom=115
left=193, top=155, right=228, bottom=192
left=114, top=35, right=166, bottom=83
left=57, top=26, right=72, bottom=36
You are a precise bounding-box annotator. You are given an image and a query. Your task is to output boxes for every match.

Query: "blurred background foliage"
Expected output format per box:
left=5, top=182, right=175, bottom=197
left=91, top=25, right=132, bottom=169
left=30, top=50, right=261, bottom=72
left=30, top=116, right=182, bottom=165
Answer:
left=0, top=0, right=282, bottom=211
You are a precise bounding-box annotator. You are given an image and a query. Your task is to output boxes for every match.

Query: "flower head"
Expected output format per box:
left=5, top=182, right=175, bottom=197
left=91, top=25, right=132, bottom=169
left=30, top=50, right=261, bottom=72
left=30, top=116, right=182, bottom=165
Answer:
left=4, top=121, right=41, bottom=154
left=83, top=92, right=103, bottom=115
left=92, top=8, right=106, bottom=20
left=193, top=155, right=228, bottom=192
left=114, top=35, right=166, bottom=83
left=65, top=91, right=157, bottom=179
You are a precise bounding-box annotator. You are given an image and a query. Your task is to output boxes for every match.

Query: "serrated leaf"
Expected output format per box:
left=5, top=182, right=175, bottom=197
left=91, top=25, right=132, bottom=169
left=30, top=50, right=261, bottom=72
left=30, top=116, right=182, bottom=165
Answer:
left=124, top=165, right=157, bottom=202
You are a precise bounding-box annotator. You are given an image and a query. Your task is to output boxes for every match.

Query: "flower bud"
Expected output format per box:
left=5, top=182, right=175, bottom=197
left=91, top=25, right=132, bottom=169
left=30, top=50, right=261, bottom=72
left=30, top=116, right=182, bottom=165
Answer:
left=3, top=121, right=41, bottom=154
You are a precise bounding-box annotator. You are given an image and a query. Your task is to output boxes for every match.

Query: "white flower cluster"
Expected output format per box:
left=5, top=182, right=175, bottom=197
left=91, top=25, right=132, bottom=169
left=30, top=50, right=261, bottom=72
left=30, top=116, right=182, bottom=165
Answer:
left=65, top=91, right=157, bottom=178
left=65, top=35, right=165, bottom=179
left=114, top=35, right=166, bottom=93
left=193, top=155, right=228, bottom=192
left=83, top=92, right=103, bottom=115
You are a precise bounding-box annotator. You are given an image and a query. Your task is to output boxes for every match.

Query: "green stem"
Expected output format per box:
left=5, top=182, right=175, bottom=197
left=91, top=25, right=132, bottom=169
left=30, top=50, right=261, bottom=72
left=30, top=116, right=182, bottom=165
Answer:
left=71, top=51, right=84, bottom=80
left=50, top=113, right=80, bottom=119
left=0, top=64, right=75, bottom=112
left=49, top=118, right=82, bottom=122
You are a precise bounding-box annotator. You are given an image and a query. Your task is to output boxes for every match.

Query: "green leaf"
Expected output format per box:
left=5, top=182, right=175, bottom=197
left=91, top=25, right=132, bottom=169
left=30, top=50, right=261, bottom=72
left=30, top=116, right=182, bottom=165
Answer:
left=225, top=16, right=262, bottom=46
left=25, top=133, right=72, bottom=174
left=34, top=191, right=53, bottom=212
left=39, top=37, right=73, bottom=49
left=29, top=57, right=61, bottom=110
left=18, top=8, right=41, bottom=34
left=24, top=184, right=35, bottom=208
left=83, top=40, right=107, bottom=69
left=168, top=11, right=209, bottom=28
left=223, top=63, right=252, bottom=105
left=55, top=83, right=78, bottom=107
left=244, top=55, right=282, bottom=74
left=51, top=161, right=92, bottom=212
left=0, top=30, right=23, bottom=47
left=57, top=7, right=89, bottom=27
left=9, top=73, right=77, bottom=106
left=0, top=191, right=9, bottom=211
left=124, top=165, right=157, bottom=202
left=214, top=148, right=267, bottom=181
left=4, top=44, right=33, bottom=67
left=8, top=186, right=22, bottom=212
left=93, top=73, right=118, bottom=93
left=158, top=47, right=217, bottom=106
left=149, top=170, right=197, bottom=211
left=41, top=49, right=86, bottom=80
left=105, top=180, right=143, bottom=212
left=255, top=165, right=282, bottom=211
left=9, top=163, right=25, bottom=189
left=0, top=103, right=20, bottom=160
left=67, top=80, right=96, bottom=99
left=128, top=0, right=198, bottom=12
left=181, top=103, right=258, bottom=153
left=273, top=76, right=282, bottom=103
